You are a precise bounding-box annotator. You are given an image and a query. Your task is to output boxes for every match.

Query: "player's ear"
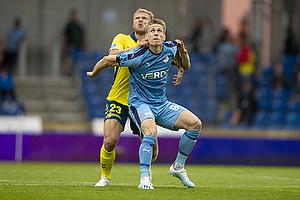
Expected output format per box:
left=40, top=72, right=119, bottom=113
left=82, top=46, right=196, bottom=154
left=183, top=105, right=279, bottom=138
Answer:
left=163, top=34, right=166, bottom=41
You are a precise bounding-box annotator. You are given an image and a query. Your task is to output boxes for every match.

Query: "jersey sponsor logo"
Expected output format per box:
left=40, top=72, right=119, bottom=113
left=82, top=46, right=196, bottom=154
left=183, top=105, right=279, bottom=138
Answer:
left=141, top=69, right=169, bottom=79
left=141, top=113, right=145, bottom=118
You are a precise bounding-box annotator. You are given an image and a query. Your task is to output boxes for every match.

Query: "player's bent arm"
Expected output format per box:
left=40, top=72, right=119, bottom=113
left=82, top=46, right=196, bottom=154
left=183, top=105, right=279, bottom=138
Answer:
left=175, top=39, right=190, bottom=70
left=179, top=49, right=190, bottom=70
left=87, top=55, right=119, bottom=78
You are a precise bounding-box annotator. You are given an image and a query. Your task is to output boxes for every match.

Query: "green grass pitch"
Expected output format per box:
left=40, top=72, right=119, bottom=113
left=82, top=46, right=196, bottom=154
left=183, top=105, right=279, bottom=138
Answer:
left=0, top=162, right=299, bottom=200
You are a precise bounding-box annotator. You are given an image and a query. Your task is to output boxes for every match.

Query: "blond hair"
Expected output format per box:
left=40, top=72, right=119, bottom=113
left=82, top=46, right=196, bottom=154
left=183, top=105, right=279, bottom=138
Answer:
left=147, top=18, right=166, bottom=33
left=133, top=8, right=154, bottom=21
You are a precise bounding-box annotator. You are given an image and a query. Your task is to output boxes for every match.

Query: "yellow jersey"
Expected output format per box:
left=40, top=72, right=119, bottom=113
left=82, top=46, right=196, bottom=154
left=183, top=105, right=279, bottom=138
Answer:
left=106, top=32, right=139, bottom=106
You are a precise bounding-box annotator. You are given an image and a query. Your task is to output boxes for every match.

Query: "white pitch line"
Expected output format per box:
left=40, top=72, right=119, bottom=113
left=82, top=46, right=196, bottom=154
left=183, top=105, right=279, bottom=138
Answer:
left=1, top=180, right=299, bottom=188
left=232, top=174, right=300, bottom=182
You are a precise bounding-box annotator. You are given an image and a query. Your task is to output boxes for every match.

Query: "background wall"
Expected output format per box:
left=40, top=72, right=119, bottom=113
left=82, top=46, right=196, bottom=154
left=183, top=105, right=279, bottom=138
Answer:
left=0, top=0, right=222, bottom=52
left=1, top=0, right=299, bottom=75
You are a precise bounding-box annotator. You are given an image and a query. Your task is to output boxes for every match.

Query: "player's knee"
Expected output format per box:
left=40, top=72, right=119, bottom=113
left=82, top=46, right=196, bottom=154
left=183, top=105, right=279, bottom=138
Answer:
left=192, top=118, right=202, bottom=130
left=104, top=138, right=118, bottom=152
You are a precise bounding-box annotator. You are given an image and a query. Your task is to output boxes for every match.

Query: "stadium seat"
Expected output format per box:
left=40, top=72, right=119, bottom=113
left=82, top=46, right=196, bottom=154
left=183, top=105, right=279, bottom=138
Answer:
left=82, top=82, right=99, bottom=93
left=253, top=112, right=270, bottom=130
left=272, top=88, right=289, bottom=101
left=85, top=95, right=106, bottom=109
left=89, top=107, right=104, bottom=119
left=215, top=75, right=228, bottom=99
left=288, top=100, right=300, bottom=112
left=272, top=99, right=288, bottom=112
left=269, top=111, right=286, bottom=130
left=258, top=99, right=272, bottom=112
left=259, top=77, right=271, bottom=88
left=262, top=66, right=273, bottom=78
left=286, top=112, right=300, bottom=131
left=258, top=87, right=272, bottom=100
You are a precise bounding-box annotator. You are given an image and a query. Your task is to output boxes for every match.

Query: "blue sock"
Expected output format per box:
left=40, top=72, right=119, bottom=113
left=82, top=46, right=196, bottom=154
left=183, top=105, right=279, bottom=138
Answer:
left=139, top=135, right=156, bottom=178
left=175, top=129, right=201, bottom=165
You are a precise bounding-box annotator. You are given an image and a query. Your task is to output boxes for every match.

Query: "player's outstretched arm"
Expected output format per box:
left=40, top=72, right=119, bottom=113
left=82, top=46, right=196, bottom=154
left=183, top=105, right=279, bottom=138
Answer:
left=87, top=55, right=119, bottom=78
left=175, top=39, right=190, bottom=70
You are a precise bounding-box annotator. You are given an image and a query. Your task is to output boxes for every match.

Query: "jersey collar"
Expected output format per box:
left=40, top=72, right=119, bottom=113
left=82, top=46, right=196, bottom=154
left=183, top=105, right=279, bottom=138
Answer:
left=130, top=32, right=138, bottom=43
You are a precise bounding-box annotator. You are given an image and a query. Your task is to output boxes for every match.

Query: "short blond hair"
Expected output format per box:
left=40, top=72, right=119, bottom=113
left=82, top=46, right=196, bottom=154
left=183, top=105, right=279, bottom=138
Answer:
left=146, top=18, right=166, bottom=34
left=133, top=8, right=154, bottom=21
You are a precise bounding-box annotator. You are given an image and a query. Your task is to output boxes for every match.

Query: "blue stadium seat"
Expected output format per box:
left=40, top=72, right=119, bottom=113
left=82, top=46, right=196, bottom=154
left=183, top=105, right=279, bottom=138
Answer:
left=216, top=74, right=228, bottom=99
left=272, top=99, right=288, bottom=112
left=85, top=95, right=106, bottom=108
left=72, top=50, right=91, bottom=62
left=286, top=112, right=300, bottom=131
left=258, top=99, right=272, bottom=112
left=259, top=87, right=272, bottom=100
left=262, top=66, right=273, bottom=78
left=272, top=88, right=289, bottom=101
left=82, top=83, right=100, bottom=98
left=259, top=77, right=271, bottom=88
left=92, top=50, right=105, bottom=61
left=269, top=111, right=286, bottom=130
left=189, top=52, right=201, bottom=63
left=288, top=100, right=300, bottom=112
left=89, top=107, right=105, bottom=119
left=253, top=112, right=270, bottom=129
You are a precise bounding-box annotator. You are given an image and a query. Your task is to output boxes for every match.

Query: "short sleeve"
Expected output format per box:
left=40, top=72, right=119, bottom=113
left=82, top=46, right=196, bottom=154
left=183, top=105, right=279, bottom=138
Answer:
left=109, top=34, right=126, bottom=51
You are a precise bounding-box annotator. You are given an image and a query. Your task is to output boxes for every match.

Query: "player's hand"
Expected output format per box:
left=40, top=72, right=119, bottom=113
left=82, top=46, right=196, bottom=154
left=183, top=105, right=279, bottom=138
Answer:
left=138, top=37, right=149, bottom=48
left=175, top=39, right=186, bottom=54
left=172, top=74, right=182, bottom=86
left=87, top=71, right=96, bottom=78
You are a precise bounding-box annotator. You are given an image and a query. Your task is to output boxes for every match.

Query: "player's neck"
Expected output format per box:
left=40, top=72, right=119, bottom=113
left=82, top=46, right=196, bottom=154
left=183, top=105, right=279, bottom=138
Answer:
left=149, top=45, right=162, bottom=54
left=134, top=32, right=146, bottom=41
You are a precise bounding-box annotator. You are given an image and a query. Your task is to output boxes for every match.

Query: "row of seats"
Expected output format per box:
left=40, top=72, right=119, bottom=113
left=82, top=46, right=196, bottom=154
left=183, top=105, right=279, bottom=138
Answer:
left=251, top=54, right=300, bottom=130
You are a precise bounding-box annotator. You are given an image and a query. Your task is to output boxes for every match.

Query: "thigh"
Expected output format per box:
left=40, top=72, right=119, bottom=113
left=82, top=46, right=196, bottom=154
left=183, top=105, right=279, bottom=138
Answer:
left=174, top=109, right=201, bottom=130
left=105, top=101, right=128, bottom=129
left=128, top=103, right=155, bottom=137
left=156, top=101, right=186, bottom=131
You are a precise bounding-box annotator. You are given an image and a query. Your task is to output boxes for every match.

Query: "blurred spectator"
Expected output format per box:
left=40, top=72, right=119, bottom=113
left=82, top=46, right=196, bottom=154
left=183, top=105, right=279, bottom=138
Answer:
left=229, top=79, right=258, bottom=126
left=198, top=18, right=213, bottom=54
left=62, top=8, right=85, bottom=76
left=238, top=18, right=249, bottom=45
left=292, top=69, right=300, bottom=102
left=237, top=37, right=256, bottom=83
left=283, top=26, right=299, bottom=56
left=5, top=17, right=26, bottom=72
left=215, top=28, right=239, bottom=73
left=270, top=61, right=289, bottom=90
left=187, top=18, right=202, bottom=53
left=1, top=96, right=19, bottom=115
left=0, top=60, right=16, bottom=103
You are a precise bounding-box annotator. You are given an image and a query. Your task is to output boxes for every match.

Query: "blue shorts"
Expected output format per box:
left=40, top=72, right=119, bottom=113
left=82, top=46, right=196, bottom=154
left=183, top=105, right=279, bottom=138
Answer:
left=105, top=101, right=139, bottom=134
left=128, top=101, right=186, bottom=137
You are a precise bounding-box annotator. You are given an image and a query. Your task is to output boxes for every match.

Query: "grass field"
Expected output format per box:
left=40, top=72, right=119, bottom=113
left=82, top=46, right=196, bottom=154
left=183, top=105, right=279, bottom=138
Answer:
left=0, top=162, right=299, bottom=200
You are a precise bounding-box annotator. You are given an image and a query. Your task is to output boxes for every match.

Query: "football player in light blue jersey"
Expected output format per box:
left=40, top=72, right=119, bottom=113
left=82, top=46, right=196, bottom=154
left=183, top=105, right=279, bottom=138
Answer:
left=87, top=18, right=202, bottom=189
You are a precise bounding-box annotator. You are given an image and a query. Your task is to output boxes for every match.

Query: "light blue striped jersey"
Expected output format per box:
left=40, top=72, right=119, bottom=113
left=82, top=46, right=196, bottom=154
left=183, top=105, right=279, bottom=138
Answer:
left=116, top=41, right=177, bottom=106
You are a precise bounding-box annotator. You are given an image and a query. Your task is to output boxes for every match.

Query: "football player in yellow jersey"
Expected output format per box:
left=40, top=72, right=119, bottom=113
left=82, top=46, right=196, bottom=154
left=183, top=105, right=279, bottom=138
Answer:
left=94, top=8, right=184, bottom=187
